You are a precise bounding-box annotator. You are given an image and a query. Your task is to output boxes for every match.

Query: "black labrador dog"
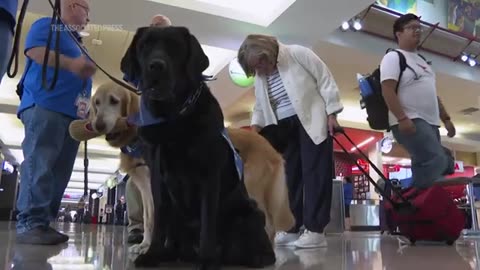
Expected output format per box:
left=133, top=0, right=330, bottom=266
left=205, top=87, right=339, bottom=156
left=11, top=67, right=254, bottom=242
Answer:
left=121, top=26, right=276, bottom=270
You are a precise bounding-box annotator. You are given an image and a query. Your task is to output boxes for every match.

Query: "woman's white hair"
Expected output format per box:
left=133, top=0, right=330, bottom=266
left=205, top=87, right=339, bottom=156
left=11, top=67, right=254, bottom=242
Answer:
left=237, top=34, right=278, bottom=77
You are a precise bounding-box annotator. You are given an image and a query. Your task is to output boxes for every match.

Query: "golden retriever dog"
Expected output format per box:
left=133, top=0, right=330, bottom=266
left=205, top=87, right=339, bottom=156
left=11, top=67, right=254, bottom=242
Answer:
left=89, top=81, right=294, bottom=249
left=89, top=82, right=153, bottom=255
left=227, top=128, right=295, bottom=242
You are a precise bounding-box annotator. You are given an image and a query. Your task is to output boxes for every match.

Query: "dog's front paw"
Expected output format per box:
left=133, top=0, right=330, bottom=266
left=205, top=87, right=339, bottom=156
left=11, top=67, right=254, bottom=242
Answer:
left=134, top=251, right=158, bottom=267
left=129, top=242, right=150, bottom=254
left=248, top=252, right=276, bottom=268
left=134, top=247, right=178, bottom=267
left=195, top=261, right=221, bottom=270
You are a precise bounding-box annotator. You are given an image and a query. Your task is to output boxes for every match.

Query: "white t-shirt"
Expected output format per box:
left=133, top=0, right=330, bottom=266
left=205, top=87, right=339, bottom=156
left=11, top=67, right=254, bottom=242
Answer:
left=380, top=49, right=440, bottom=127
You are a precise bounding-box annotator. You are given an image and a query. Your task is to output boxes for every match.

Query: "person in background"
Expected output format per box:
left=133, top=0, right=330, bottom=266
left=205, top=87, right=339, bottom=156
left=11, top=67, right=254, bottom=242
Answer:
left=15, top=0, right=96, bottom=245
left=99, top=208, right=104, bottom=224
left=343, top=176, right=353, bottom=231
left=76, top=197, right=85, bottom=223
left=238, top=34, right=344, bottom=248
left=115, top=198, right=126, bottom=225
left=0, top=0, right=17, bottom=84
left=380, top=13, right=455, bottom=189
left=121, top=14, right=172, bottom=244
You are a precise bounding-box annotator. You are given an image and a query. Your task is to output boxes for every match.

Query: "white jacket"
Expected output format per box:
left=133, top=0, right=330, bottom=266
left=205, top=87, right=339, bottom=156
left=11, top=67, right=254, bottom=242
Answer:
left=251, top=43, right=344, bottom=145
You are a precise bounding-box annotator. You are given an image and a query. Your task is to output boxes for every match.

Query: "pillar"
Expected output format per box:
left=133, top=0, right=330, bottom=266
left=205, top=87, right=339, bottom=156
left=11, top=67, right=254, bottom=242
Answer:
left=476, top=152, right=480, bottom=167
left=368, top=142, right=382, bottom=201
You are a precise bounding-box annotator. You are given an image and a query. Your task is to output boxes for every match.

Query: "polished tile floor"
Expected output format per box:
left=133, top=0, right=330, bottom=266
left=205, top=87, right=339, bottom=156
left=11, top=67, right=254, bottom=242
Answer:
left=1, top=221, right=479, bottom=270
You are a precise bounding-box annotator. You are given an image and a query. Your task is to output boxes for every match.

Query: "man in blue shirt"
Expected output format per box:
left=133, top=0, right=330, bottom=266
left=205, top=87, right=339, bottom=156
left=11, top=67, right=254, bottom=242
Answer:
left=16, top=0, right=96, bottom=245
left=0, top=0, right=18, bottom=83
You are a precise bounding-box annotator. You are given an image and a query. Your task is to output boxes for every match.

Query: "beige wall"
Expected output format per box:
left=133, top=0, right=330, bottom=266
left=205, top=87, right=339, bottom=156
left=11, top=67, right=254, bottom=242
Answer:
left=455, top=151, right=477, bottom=166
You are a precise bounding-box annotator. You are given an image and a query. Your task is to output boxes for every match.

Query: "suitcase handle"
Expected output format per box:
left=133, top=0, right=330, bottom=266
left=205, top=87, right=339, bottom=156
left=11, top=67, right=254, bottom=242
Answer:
left=332, top=127, right=412, bottom=208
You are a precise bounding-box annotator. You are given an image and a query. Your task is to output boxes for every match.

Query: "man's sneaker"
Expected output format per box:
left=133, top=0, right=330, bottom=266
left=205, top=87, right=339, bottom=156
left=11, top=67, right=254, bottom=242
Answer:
left=16, top=227, right=69, bottom=245
left=127, top=229, right=143, bottom=244
left=47, top=227, right=69, bottom=242
left=274, top=232, right=299, bottom=246
left=293, top=230, right=327, bottom=249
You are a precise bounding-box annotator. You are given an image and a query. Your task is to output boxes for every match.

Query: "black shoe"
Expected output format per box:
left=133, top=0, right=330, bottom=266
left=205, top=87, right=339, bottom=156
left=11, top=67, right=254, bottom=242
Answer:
left=47, top=227, right=69, bottom=242
left=128, top=229, right=143, bottom=244
left=16, top=227, right=69, bottom=245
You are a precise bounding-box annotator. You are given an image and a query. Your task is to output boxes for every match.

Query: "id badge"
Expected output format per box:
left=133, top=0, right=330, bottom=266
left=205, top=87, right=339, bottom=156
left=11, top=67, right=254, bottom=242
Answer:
left=76, top=95, right=90, bottom=119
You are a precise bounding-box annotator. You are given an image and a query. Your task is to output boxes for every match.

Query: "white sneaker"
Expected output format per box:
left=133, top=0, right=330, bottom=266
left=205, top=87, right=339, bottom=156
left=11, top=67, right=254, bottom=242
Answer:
left=274, top=232, right=299, bottom=246
left=293, top=230, right=327, bottom=249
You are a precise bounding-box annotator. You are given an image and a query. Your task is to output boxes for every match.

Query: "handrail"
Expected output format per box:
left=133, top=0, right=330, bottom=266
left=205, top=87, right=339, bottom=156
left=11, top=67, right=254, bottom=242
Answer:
left=365, top=3, right=480, bottom=63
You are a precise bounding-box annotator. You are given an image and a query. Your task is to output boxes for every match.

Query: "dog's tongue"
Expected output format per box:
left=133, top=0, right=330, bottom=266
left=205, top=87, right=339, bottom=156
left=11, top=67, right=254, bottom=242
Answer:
left=85, top=122, right=94, bottom=132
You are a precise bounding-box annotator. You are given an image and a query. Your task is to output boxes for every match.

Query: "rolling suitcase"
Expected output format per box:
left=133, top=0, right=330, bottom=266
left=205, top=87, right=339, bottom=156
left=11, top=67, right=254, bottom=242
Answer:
left=333, top=128, right=465, bottom=245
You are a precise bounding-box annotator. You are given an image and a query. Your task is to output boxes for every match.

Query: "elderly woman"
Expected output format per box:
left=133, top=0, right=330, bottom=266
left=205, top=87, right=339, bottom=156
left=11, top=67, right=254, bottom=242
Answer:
left=238, top=34, right=344, bottom=249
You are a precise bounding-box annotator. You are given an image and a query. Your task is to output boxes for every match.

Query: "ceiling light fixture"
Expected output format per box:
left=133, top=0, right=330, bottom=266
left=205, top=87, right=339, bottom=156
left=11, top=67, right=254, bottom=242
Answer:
left=353, top=19, right=362, bottom=31
left=459, top=53, right=477, bottom=67
left=340, top=18, right=363, bottom=32
left=468, top=58, right=477, bottom=67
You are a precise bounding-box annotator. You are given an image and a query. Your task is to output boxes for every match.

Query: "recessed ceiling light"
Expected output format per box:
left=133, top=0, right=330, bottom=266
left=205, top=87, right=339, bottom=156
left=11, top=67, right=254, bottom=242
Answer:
left=468, top=58, right=476, bottom=67
left=353, top=20, right=362, bottom=31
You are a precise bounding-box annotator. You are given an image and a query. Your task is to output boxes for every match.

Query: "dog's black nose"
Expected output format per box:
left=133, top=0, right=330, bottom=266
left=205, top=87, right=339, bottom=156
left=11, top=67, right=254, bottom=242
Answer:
left=149, top=60, right=166, bottom=72
left=95, top=121, right=106, bottom=132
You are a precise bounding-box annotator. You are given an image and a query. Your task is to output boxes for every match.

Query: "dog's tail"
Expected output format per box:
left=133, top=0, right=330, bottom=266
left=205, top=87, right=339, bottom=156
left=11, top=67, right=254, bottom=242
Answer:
left=266, top=160, right=295, bottom=232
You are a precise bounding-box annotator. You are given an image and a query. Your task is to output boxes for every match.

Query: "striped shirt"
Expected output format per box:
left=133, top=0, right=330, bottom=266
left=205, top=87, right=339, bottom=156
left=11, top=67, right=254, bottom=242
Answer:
left=267, top=69, right=296, bottom=120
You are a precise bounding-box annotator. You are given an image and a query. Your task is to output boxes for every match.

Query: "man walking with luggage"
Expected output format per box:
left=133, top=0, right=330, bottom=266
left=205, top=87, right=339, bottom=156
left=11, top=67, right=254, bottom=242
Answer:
left=380, top=14, right=455, bottom=189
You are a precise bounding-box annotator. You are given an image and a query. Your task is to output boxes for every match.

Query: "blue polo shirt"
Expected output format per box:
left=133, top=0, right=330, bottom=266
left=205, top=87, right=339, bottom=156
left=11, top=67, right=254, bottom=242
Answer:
left=0, top=0, right=18, bottom=33
left=18, top=17, right=93, bottom=119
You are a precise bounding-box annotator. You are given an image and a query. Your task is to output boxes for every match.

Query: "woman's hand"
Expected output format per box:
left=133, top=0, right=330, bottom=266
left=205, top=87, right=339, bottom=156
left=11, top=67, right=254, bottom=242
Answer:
left=328, top=114, right=340, bottom=136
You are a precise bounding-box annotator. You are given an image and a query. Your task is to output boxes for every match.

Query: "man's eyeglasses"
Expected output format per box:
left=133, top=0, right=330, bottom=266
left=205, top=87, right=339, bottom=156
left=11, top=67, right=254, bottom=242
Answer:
left=404, top=25, right=423, bottom=32
left=74, top=3, right=90, bottom=16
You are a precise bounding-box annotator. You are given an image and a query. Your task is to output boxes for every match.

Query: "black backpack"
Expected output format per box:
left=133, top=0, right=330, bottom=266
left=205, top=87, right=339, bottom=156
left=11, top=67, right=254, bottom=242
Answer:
left=361, top=49, right=427, bottom=130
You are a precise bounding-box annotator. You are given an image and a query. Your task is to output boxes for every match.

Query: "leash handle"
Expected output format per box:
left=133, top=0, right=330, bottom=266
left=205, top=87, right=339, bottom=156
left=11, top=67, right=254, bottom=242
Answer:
left=332, top=127, right=411, bottom=207
left=42, top=0, right=61, bottom=91
left=7, top=0, right=29, bottom=78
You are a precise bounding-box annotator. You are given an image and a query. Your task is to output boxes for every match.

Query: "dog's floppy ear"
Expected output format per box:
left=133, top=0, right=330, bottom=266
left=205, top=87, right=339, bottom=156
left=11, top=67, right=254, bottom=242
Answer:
left=120, top=27, right=148, bottom=83
left=88, top=96, right=97, bottom=122
left=120, top=86, right=140, bottom=117
left=183, top=28, right=209, bottom=81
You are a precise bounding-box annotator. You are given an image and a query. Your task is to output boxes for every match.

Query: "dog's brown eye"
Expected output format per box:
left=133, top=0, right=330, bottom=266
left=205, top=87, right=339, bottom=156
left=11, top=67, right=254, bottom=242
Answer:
left=110, top=96, right=119, bottom=105
left=95, top=99, right=100, bottom=106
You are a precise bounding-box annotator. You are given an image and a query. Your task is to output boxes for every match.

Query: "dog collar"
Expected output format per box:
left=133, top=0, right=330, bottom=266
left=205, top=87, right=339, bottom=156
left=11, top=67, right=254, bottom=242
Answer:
left=128, top=83, right=205, bottom=127
left=120, top=138, right=144, bottom=159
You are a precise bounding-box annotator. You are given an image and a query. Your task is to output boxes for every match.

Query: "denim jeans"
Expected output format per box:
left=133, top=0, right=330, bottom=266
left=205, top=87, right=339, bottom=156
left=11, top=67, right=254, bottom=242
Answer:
left=391, top=118, right=454, bottom=189
left=0, top=19, right=13, bottom=84
left=16, top=106, right=79, bottom=233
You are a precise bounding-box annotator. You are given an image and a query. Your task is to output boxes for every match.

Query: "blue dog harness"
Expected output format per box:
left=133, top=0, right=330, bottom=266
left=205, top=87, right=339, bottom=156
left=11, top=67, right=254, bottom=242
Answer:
left=127, top=85, right=244, bottom=181
left=222, top=129, right=244, bottom=181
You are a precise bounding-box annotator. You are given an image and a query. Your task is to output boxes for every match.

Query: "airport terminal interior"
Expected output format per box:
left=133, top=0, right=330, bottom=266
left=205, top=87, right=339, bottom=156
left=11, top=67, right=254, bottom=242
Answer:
left=2, top=0, right=480, bottom=269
